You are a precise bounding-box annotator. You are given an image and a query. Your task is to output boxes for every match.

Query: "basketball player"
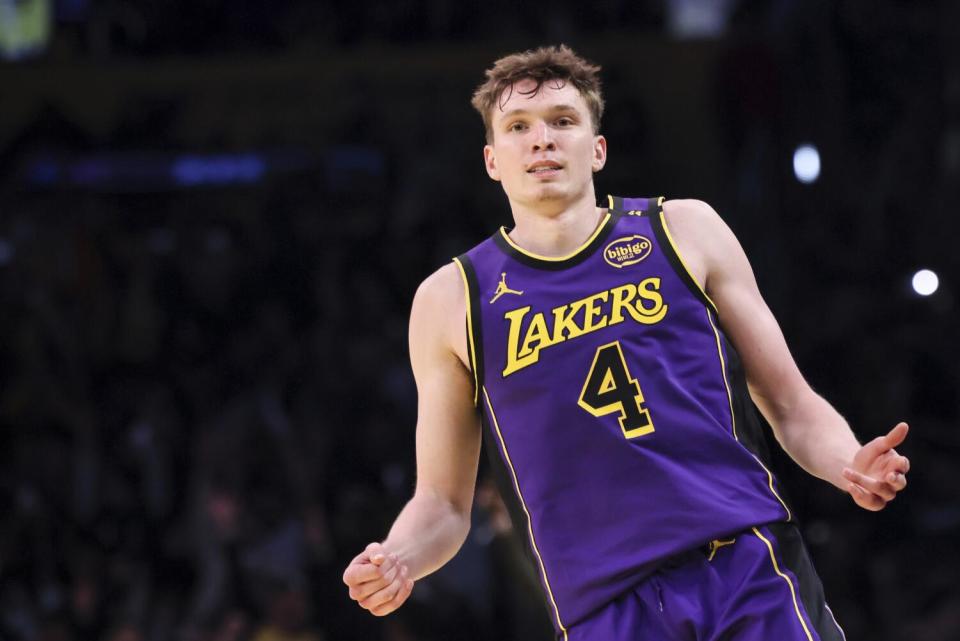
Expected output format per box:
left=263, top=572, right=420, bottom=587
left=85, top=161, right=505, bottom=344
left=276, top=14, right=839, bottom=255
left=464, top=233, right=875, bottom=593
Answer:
left=343, top=45, right=910, bottom=640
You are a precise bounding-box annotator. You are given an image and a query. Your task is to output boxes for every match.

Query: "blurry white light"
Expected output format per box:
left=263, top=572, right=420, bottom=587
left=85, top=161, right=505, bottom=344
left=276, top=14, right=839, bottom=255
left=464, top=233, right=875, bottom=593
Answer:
left=793, top=144, right=821, bottom=184
left=912, top=269, right=939, bottom=296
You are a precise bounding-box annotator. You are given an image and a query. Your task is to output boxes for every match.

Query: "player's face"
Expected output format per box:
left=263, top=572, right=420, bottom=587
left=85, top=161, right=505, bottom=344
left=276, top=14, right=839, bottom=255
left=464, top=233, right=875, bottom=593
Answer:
left=483, top=78, right=606, bottom=210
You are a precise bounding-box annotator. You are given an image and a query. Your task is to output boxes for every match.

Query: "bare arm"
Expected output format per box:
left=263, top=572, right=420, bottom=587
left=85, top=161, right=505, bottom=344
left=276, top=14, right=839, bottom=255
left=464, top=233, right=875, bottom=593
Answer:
left=381, top=263, right=482, bottom=577
left=663, top=199, right=909, bottom=511
left=343, top=263, right=482, bottom=615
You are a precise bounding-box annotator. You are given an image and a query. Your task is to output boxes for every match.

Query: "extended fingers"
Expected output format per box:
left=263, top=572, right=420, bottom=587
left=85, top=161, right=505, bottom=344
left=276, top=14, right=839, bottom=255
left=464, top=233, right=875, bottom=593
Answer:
left=848, top=482, right=885, bottom=511
left=843, top=468, right=896, bottom=501
left=883, top=422, right=909, bottom=449
left=861, top=423, right=910, bottom=460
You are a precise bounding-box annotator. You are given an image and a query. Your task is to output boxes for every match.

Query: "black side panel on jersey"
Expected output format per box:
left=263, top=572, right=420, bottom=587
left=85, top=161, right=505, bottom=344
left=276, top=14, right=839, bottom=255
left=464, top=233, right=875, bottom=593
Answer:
left=647, top=202, right=717, bottom=312
left=611, top=195, right=792, bottom=518
left=453, top=253, right=485, bottom=403
left=478, top=406, right=557, bottom=623
left=479, top=411, right=541, bottom=564
left=721, top=329, right=798, bottom=520
left=767, top=522, right=846, bottom=641
left=456, top=253, right=544, bottom=600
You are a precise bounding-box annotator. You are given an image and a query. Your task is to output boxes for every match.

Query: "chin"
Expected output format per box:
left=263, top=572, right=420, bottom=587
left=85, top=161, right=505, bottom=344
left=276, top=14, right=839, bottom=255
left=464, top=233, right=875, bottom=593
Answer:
left=533, top=185, right=568, bottom=201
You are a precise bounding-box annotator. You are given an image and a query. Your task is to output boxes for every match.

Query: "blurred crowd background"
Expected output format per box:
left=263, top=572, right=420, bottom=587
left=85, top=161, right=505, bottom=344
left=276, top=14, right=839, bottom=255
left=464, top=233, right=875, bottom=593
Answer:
left=1, top=1, right=958, bottom=640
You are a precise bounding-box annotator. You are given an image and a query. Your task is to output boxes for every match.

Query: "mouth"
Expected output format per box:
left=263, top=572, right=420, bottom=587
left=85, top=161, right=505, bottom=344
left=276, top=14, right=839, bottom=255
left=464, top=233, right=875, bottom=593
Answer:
left=526, top=162, right=563, bottom=175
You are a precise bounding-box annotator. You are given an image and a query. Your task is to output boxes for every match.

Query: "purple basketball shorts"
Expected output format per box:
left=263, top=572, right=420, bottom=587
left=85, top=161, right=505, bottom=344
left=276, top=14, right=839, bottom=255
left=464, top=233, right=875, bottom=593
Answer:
left=565, top=523, right=846, bottom=641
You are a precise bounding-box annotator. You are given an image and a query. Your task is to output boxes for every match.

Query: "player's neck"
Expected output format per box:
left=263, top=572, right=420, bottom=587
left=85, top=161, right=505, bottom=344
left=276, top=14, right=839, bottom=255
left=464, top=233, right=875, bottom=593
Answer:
left=506, top=191, right=607, bottom=258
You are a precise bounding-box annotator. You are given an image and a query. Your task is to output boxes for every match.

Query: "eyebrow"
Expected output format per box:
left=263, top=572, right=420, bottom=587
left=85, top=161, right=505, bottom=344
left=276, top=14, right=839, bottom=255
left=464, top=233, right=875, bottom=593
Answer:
left=499, top=104, right=582, bottom=119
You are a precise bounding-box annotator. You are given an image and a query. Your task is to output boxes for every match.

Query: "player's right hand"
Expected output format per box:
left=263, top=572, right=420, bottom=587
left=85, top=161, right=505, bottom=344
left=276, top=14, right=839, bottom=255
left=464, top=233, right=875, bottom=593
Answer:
left=343, top=542, right=415, bottom=616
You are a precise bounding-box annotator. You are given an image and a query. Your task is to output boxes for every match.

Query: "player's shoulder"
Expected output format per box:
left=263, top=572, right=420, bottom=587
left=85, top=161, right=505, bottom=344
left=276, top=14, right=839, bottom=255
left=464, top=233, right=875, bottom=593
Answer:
left=662, top=198, right=724, bottom=227
left=410, top=262, right=468, bottom=363
left=415, top=262, right=461, bottom=301
left=412, top=262, right=465, bottom=322
left=661, top=198, right=733, bottom=249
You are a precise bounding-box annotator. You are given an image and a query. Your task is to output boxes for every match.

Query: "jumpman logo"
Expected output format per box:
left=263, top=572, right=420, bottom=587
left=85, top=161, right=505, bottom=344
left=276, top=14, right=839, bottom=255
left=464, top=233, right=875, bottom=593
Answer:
left=490, top=272, right=524, bottom=304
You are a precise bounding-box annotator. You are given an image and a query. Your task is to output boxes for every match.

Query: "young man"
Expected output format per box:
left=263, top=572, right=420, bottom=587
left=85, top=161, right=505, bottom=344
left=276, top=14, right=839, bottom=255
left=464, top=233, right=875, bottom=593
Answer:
left=343, top=45, right=910, bottom=640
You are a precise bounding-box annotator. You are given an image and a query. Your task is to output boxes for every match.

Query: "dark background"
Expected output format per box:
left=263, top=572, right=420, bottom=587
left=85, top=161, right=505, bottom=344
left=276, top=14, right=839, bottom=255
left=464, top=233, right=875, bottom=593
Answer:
left=1, top=1, right=958, bottom=640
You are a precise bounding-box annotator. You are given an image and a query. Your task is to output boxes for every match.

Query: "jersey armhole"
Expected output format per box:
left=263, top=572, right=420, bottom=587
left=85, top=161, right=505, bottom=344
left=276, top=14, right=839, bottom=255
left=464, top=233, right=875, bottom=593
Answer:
left=648, top=198, right=719, bottom=314
left=452, top=254, right=484, bottom=407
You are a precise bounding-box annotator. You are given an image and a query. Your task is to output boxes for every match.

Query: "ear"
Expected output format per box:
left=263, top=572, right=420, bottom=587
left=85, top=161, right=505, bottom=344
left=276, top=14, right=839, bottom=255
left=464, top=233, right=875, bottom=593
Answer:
left=483, top=144, right=501, bottom=181
left=592, top=135, right=607, bottom=173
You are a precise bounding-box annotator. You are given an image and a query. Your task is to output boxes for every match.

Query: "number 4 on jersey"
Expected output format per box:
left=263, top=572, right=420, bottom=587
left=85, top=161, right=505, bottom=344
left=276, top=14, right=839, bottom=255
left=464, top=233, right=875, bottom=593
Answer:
left=578, top=341, right=655, bottom=439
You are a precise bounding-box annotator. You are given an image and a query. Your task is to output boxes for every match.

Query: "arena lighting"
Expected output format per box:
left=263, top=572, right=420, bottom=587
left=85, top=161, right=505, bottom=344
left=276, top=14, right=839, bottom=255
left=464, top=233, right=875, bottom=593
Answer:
left=793, top=144, right=821, bottom=184
left=171, top=154, right=265, bottom=186
left=0, top=0, right=51, bottom=60
left=20, top=149, right=314, bottom=190
left=911, top=269, right=939, bottom=296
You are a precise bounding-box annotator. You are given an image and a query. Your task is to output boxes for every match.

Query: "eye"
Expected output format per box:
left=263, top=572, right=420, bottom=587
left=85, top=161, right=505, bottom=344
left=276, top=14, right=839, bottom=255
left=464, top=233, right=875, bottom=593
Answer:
left=555, top=116, right=575, bottom=127
left=508, top=121, right=527, bottom=132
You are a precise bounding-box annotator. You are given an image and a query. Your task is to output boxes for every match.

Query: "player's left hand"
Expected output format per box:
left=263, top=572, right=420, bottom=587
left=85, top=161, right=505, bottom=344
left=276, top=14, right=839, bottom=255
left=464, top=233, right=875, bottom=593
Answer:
left=842, top=422, right=910, bottom=511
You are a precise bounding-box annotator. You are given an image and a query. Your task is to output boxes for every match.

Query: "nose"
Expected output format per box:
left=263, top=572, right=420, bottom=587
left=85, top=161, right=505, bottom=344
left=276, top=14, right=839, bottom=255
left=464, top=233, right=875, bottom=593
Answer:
left=531, top=121, right=556, bottom=152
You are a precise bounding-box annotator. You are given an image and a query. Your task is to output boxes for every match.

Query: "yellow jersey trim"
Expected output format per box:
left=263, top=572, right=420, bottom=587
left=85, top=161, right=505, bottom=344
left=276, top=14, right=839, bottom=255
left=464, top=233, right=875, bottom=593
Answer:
left=607, top=194, right=615, bottom=209
left=706, top=308, right=737, bottom=440
left=658, top=209, right=718, bottom=314
left=452, top=257, right=479, bottom=407
left=483, top=387, right=567, bottom=639
left=498, top=213, right=611, bottom=263
left=705, top=308, right=792, bottom=521
left=751, top=527, right=815, bottom=641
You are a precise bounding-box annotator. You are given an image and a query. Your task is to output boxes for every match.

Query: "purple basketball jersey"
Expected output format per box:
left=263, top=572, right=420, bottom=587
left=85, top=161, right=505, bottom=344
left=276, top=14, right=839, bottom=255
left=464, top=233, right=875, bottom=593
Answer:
left=453, top=196, right=792, bottom=635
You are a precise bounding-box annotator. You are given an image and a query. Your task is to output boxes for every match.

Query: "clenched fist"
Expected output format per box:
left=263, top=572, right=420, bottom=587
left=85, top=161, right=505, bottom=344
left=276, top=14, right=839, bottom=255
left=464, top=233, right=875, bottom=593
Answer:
left=343, top=542, right=415, bottom=616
